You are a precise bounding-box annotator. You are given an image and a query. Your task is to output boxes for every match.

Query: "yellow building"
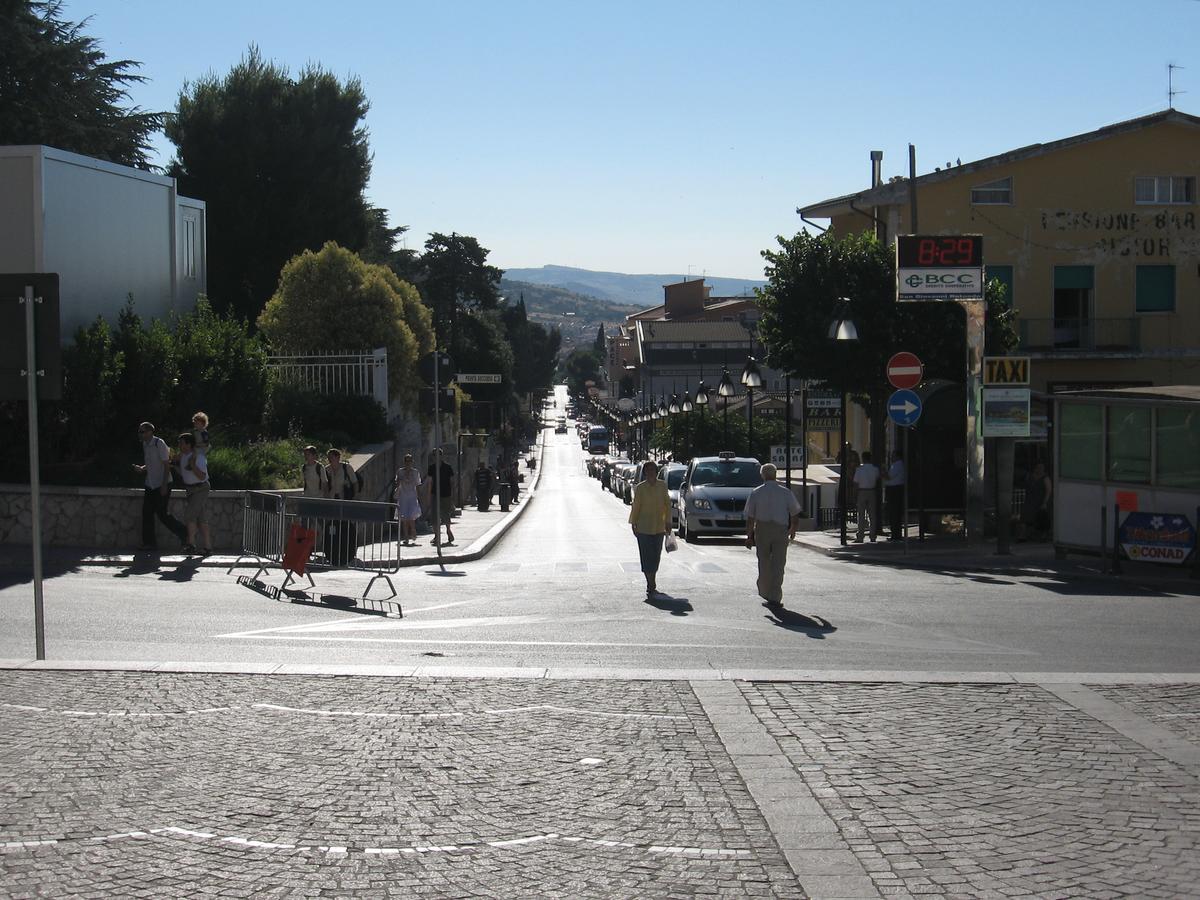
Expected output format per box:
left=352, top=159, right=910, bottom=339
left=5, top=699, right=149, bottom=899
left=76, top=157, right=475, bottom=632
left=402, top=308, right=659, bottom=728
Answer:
left=800, top=109, right=1200, bottom=395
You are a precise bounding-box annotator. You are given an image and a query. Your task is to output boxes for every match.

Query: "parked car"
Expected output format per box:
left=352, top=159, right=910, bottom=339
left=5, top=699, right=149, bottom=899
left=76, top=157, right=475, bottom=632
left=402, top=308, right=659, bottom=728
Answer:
left=676, top=452, right=763, bottom=541
left=659, top=462, right=686, bottom=530
left=555, top=416, right=568, bottom=433
left=615, top=461, right=642, bottom=503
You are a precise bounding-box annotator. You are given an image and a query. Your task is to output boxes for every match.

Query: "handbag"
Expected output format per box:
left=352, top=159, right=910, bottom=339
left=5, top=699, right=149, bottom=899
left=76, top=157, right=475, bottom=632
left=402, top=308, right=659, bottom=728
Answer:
left=664, top=532, right=678, bottom=553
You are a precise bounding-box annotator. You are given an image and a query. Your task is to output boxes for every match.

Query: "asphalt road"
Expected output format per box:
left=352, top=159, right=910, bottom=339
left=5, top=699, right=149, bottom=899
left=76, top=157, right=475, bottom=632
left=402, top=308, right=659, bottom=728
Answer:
left=2, top=389, right=1198, bottom=676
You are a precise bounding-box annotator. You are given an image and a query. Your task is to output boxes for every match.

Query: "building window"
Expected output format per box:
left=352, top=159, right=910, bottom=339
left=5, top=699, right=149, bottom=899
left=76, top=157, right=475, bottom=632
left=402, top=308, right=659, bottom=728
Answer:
left=970, top=176, right=1012, bottom=205
left=1052, top=266, right=1093, bottom=348
left=1059, top=404, right=1103, bottom=481
left=1106, top=406, right=1151, bottom=484
left=182, top=217, right=197, bottom=279
left=1135, top=265, right=1175, bottom=312
left=1134, top=176, right=1194, bottom=204
left=985, top=265, right=1014, bottom=308
left=1156, top=407, right=1200, bottom=488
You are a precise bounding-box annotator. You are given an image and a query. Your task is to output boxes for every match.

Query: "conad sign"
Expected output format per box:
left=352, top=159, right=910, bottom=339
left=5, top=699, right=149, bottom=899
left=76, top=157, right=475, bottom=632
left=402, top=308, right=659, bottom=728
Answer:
left=1119, top=512, right=1197, bottom=565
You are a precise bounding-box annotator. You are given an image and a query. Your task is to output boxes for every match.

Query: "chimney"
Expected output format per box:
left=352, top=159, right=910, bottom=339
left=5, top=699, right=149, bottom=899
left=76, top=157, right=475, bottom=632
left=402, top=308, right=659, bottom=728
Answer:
left=870, top=150, right=883, bottom=188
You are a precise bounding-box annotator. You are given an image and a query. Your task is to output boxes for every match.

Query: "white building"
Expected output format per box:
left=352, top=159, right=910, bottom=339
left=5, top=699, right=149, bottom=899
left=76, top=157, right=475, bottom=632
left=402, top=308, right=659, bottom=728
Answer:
left=0, top=145, right=207, bottom=338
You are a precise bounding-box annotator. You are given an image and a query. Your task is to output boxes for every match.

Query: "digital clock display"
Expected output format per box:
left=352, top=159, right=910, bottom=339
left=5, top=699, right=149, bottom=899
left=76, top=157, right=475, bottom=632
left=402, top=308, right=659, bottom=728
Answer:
left=897, top=235, right=983, bottom=268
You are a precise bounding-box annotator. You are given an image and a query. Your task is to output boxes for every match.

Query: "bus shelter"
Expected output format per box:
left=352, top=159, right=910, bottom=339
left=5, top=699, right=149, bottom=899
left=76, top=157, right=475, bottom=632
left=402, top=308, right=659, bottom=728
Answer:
left=1053, top=386, right=1200, bottom=564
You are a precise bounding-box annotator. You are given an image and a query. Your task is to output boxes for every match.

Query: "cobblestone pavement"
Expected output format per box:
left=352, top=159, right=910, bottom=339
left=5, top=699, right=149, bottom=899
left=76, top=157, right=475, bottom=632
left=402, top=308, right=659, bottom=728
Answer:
left=0, top=672, right=802, bottom=899
left=744, top=682, right=1200, bottom=899
left=1090, top=683, right=1200, bottom=746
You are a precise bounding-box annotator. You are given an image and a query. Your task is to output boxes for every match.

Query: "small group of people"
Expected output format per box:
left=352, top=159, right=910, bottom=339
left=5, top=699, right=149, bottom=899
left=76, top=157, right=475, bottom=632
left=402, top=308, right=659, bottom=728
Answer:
left=628, top=460, right=802, bottom=610
left=848, top=448, right=907, bottom=543
left=300, top=446, right=364, bottom=501
left=472, top=460, right=522, bottom=512
left=392, top=450, right=456, bottom=547
left=134, top=412, right=213, bottom=555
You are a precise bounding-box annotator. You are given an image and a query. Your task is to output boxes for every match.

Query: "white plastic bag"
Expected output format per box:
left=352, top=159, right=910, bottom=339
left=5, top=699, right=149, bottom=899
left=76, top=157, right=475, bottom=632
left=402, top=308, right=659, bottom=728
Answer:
left=664, top=532, right=678, bottom=553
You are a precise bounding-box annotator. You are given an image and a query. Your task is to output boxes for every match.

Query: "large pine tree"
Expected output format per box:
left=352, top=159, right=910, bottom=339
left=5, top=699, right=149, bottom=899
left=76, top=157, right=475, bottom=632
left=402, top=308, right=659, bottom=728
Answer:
left=0, top=0, right=162, bottom=168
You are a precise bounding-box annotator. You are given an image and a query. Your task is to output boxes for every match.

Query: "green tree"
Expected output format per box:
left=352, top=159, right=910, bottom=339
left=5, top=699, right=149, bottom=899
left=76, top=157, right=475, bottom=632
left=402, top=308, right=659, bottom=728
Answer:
left=593, top=324, right=606, bottom=354
left=59, top=316, right=123, bottom=456
left=0, top=1, right=163, bottom=168
left=166, top=47, right=372, bottom=322
left=756, top=230, right=1017, bottom=459
left=417, top=232, right=502, bottom=347
left=500, top=296, right=561, bottom=395
left=257, top=242, right=434, bottom=408
left=360, top=206, right=419, bottom=283
left=562, top=348, right=603, bottom=396
left=169, top=296, right=270, bottom=427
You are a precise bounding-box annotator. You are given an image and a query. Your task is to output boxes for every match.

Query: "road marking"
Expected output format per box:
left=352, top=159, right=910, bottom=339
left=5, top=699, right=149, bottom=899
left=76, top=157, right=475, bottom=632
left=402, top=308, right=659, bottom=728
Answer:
left=225, top=634, right=762, bottom=648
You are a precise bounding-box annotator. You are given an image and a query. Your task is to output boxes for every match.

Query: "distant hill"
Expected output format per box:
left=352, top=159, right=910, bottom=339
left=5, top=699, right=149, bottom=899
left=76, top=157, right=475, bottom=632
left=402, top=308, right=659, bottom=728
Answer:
left=500, top=279, right=633, bottom=353
left=503, top=265, right=764, bottom=309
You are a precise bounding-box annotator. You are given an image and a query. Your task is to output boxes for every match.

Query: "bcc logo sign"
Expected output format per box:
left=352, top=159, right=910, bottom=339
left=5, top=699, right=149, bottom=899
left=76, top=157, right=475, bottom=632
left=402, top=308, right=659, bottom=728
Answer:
left=905, top=273, right=977, bottom=288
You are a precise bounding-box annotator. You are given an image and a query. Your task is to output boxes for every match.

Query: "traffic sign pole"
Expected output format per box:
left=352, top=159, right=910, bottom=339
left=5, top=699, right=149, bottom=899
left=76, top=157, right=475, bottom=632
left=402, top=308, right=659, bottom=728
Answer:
left=22, top=285, right=45, bottom=660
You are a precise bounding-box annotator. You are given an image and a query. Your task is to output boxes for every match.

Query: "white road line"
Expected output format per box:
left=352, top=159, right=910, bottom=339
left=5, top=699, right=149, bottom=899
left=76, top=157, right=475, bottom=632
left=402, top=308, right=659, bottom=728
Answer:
left=253, top=703, right=463, bottom=719
left=227, top=634, right=761, bottom=648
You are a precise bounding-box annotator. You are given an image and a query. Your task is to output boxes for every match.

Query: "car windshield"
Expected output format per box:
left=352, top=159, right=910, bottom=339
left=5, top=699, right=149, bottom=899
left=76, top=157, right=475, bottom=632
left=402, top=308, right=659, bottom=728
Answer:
left=690, top=461, right=763, bottom=488
left=664, top=469, right=685, bottom=489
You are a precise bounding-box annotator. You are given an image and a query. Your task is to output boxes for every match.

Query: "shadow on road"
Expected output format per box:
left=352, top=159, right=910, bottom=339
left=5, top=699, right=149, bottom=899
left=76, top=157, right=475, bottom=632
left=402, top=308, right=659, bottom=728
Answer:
left=0, top=557, right=82, bottom=589
left=644, top=593, right=693, bottom=616
left=113, top=553, right=162, bottom=579
left=765, top=607, right=836, bottom=639
left=157, top=558, right=202, bottom=583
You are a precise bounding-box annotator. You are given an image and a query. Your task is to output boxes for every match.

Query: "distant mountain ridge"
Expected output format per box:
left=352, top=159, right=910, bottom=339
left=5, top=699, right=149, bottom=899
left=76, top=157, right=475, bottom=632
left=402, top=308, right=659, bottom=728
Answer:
left=502, top=265, right=764, bottom=309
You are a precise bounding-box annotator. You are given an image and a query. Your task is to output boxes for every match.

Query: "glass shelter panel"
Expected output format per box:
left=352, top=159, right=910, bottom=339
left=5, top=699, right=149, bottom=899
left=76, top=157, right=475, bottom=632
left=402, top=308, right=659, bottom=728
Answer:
left=1059, top=404, right=1103, bottom=481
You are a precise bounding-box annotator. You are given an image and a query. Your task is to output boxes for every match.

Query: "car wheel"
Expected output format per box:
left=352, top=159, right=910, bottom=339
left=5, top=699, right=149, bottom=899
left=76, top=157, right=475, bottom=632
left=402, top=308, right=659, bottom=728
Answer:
left=683, top=517, right=698, bottom=543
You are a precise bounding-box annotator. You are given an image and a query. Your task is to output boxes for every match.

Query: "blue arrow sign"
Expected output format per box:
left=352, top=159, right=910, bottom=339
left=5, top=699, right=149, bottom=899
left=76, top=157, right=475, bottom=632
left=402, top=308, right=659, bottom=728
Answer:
left=887, top=389, right=922, bottom=427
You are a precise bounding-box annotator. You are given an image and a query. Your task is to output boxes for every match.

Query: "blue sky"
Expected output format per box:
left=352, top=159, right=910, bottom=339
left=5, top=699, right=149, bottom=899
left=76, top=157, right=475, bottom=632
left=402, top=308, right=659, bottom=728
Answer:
left=71, top=0, right=1199, bottom=280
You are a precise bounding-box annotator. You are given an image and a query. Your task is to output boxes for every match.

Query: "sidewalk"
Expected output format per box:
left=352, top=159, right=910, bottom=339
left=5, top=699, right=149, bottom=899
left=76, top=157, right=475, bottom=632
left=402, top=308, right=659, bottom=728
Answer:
left=0, top=434, right=546, bottom=575
left=792, top=526, right=1200, bottom=591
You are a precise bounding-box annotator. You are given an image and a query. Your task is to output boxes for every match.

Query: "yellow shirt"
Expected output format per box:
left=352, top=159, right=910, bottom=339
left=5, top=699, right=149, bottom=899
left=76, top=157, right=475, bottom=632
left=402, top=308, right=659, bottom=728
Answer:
left=628, top=479, right=671, bottom=535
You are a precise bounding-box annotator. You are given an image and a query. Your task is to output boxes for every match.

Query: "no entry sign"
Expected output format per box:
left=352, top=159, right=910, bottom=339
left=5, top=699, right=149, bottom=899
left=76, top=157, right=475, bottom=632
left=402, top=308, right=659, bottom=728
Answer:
left=886, top=352, right=924, bottom=390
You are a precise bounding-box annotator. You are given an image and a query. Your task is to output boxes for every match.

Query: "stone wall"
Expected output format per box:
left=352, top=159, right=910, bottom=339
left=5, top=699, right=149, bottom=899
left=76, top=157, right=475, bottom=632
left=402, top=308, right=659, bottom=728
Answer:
left=0, top=442, right=396, bottom=552
left=0, top=485, right=244, bottom=551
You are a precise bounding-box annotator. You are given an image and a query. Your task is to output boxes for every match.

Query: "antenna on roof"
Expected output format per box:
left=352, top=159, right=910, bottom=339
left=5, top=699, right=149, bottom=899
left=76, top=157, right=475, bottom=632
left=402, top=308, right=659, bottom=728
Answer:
left=1169, top=63, right=1185, bottom=109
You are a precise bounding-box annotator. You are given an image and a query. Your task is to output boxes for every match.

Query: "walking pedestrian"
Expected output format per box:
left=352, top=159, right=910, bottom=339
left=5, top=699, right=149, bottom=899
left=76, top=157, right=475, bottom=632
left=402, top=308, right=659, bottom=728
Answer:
left=474, top=460, right=494, bottom=512
left=427, top=450, right=456, bottom=546
left=326, top=449, right=362, bottom=500
left=745, top=463, right=801, bottom=610
left=885, top=450, right=907, bottom=541
left=133, top=421, right=187, bottom=552
left=852, top=450, right=881, bottom=542
left=177, top=432, right=212, bottom=555
left=300, top=445, right=328, bottom=497
left=394, top=453, right=423, bottom=546
left=1018, top=461, right=1052, bottom=542
left=629, top=460, right=671, bottom=598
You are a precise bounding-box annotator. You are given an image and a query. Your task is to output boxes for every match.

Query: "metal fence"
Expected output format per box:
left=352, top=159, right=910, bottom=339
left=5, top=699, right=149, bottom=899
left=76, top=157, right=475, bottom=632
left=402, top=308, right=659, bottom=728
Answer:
left=267, top=347, right=389, bottom=410
left=228, top=491, right=288, bottom=582
left=230, top=491, right=402, bottom=615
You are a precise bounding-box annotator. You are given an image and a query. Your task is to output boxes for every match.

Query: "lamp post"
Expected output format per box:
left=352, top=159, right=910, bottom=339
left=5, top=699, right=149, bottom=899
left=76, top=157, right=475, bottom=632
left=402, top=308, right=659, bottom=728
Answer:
left=740, top=356, right=763, bottom=459
left=668, top=391, right=681, bottom=460
left=681, top=391, right=693, bottom=461
left=693, top=380, right=709, bottom=458
left=717, top=368, right=735, bottom=450
left=827, top=297, right=859, bottom=546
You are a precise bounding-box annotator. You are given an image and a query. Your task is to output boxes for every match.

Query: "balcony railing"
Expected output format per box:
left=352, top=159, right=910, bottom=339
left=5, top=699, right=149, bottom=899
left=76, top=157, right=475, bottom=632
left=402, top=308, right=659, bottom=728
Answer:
left=1018, top=318, right=1140, bottom=353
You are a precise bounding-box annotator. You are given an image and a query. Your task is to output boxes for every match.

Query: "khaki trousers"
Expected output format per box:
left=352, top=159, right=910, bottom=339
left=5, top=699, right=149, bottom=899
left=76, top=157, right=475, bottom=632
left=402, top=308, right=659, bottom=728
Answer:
left=855, top=487, right=877, bottom=540
left=754, top=520, right=790, bottom=605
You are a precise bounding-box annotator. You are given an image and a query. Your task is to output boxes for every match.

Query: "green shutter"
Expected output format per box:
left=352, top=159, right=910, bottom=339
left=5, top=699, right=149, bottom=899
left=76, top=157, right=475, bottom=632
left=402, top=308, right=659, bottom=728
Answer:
left=1135, top=265, right=1175, bottom=312
left=986, top=265, right=1014, bottom=308
left=1054, top=266, right=1094, bottom=290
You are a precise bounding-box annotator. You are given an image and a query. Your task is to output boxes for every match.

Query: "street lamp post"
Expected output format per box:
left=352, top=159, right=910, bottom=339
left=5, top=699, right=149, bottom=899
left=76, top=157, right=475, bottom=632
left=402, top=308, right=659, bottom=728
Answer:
left=717, top=368, right=735, bottom=451
left=668, top=392, right=681, bottom=460
left=740, top=356, right=763, bottom=459
left=693, top=380, right=709, bottom=457
left=827, top=297, right=859, bottom=547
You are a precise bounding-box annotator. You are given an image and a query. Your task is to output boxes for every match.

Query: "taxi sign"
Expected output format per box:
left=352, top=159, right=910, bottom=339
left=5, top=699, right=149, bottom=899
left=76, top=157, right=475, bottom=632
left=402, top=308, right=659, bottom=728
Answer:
left=983, top=357, right=1030, bottom=385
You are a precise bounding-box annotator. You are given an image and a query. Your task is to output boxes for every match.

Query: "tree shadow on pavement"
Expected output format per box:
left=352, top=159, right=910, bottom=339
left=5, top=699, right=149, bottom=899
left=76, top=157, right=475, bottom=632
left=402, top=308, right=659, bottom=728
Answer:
left=0, top=558, right=82, bottom=589
left=644, top=593, right=693, bottom=616
left=765, top=607, right=836, bottom=639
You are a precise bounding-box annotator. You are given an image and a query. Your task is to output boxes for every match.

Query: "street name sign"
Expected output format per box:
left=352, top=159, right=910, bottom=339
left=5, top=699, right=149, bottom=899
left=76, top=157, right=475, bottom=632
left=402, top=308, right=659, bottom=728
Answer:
left=1119, top=512, right=1196, bottom=565
left=886, top=389, right=922, bottom=427
left=896, top=235, right=984, bottom=301
left=455, top=373, right=502, bottom=384
left=983, top=356, right=1030, bottom=385
left=886, top=351, right=924, bottom=390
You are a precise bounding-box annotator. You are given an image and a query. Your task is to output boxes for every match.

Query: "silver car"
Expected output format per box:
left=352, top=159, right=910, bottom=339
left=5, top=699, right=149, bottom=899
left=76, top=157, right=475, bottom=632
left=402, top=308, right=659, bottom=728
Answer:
left=659, top=463, right=686, bottom=530
left=676, top=453, right=763, bottom=541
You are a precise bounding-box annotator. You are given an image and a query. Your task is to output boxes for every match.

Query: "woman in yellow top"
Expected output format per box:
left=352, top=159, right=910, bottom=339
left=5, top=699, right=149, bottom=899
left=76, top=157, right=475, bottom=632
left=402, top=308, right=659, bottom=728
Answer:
left=628, top=460, right=672, bottom=598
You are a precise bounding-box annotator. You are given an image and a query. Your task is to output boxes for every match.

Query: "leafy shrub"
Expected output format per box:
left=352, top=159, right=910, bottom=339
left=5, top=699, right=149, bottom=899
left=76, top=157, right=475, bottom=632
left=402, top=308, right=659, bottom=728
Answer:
left=207, top=437, right=306, bottom=490
left=265, top=384, right=390, bottom=446
left=169, top=297, right=270, bottom=427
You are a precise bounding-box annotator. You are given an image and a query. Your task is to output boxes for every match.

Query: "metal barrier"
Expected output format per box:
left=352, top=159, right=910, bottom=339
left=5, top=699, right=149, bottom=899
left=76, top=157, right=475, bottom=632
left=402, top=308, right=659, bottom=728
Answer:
left=228, top=491, right=288, bottom=582
left=285, top=496, right=401, bottom=607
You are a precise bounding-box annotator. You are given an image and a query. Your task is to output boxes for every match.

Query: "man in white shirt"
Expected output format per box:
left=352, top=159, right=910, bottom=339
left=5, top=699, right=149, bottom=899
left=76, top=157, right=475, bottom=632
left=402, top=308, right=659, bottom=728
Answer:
left=745, top=463, right=802, bottom=610
left=132, top=421, right=187, bottom=552
left=885, top=450, right=907, bottom=541
left=852, top=450, right=881, bottom=542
